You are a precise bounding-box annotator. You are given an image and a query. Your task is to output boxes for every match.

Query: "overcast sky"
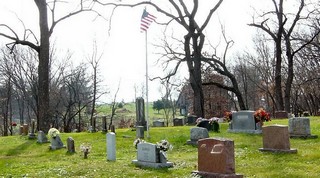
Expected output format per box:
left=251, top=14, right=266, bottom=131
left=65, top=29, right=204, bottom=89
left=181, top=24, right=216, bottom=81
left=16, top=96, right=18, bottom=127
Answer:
left=0, top=0, right=275, bottom=103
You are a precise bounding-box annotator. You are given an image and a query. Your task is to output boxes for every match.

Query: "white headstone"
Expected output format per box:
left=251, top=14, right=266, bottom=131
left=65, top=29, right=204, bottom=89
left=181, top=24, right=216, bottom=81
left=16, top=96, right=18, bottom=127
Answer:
left=107, top=132, right=116, bottom=161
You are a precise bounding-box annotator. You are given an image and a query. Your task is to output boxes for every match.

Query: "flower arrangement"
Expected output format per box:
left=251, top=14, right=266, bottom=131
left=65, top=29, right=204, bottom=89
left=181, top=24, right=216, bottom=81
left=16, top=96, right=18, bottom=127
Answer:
left=196, top=117, right=220, bottom=132
left=156, top=140, right=173, bottom=152
left=48, top=128, right=60, bottom=138
left=133, top=138, right=145, bottom=149
left=11, top=122, right=17, bottom=127
left=133, top=139, right=172, bottom=152
left=209, top=117, right=220, bottom=132
left=254, top=108, right=271, bottom=123
left=224, top=111, right=233, bottom=122
left=80, top=143, right=92, bottom=159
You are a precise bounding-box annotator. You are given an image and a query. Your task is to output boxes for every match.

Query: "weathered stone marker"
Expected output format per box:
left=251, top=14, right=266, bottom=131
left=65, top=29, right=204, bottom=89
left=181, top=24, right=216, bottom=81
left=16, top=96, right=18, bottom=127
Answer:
left=288, top=117, right=317, bottom=139
left=186, top=127, right=209, bottom=146
left=37, top=130, right=49, bottom=143
left=67, top=137, right=75, bottom=153
left=107, top=132, right=116, bottom=161
left=259, top=125, right=297, bottom=153
left=136, top=126, right=144, bottom=139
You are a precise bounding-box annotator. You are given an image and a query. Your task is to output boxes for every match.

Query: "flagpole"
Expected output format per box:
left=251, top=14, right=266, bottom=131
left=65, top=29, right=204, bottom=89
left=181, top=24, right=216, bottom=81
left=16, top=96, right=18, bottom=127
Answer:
left=145, top=30, right=150, bottom=138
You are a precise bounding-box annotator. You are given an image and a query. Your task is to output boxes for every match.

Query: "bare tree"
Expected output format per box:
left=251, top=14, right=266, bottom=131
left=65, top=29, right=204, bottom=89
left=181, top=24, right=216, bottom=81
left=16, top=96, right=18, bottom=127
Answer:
left=157, top=75, right=180, bottom=126
left=0, top=0, right=100, bottom=132
left=248, top=0, right=320, bottom=112
left=95, top=0, right=224, bottom=118
left=109, top=81, right=121, bottom=130
left=87, top=40, right=104, bottom=132
left=0, top=50, right=14, bottom=136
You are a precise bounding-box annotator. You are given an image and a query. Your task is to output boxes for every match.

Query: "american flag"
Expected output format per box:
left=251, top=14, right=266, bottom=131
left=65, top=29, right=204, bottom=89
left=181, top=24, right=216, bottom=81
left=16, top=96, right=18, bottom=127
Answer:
left=140, top=9, right=156, bottom=32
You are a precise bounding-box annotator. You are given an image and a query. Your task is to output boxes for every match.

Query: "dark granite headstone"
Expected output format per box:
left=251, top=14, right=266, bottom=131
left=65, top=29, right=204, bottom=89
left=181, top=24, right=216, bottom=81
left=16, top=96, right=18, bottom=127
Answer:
left=136, top=97, right=147, bottom=129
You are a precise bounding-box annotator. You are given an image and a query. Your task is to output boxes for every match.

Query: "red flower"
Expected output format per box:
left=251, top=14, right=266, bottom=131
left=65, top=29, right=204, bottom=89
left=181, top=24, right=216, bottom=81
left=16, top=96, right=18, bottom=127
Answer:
left=224, top=111, right=233, bottom=122
left=254, top=108, right=271, bottom=123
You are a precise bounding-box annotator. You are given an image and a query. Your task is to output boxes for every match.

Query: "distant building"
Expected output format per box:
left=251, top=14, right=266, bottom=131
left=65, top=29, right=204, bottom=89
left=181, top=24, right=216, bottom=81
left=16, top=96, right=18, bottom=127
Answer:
left=177, top=74, right=230, bottom=118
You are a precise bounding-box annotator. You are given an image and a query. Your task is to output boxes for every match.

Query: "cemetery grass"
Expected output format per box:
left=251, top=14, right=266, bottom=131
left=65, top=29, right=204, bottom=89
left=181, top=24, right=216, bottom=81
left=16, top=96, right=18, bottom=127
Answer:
left=0, top=117, right=320, bottom=177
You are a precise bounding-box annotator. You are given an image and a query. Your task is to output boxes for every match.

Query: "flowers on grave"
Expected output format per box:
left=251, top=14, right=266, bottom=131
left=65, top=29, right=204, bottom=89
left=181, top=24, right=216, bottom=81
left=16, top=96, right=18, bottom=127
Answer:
left=196, top=117, right=220, bottom=132
left=11, top=122, right=17, bottom=127
left=156, top=140, right=172, bottom=163
left=133, top=138, right=146, bottom=149
left=156, top=140, right=173, bottom=152
left=80, top=143, right=92, bottom=159
left=133, top=139, right=172, bottom=152
left=254, top=108, right=271, bottom=123
left=48, top=128, right=60, bottom=138
left=224, top=111, right=233, bottom=122
left=209, top=117, right=220, bottom=132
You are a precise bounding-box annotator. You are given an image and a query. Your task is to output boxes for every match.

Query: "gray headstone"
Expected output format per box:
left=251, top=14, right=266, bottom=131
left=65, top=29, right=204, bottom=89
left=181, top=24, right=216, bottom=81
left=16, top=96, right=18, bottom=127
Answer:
left=133, top=142, right=173, bottom=168
left=187, top=127, right=209, bottom=145
left=288, top=117, right=317, bottom=138
left=136, top=126, right=144, bottom=138
left=37, top=130, right=49, bottom=143
left=49, top=135, right=65, bottom=150
left=137, top=142, right=159, bottom=163
left=107, top=132, right=116, bottom=161
left=289, top=117, right=310, bottom=135
left=190, top=127, right=209, bottom=141
left=67, top=137, right=75, bottom=153
left=228, top=111, right=261, bottom=134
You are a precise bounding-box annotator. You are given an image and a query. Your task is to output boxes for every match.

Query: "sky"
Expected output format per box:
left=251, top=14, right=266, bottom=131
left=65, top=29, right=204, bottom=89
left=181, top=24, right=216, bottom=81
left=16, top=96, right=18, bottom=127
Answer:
left=0, top=0, right=273, bottom=103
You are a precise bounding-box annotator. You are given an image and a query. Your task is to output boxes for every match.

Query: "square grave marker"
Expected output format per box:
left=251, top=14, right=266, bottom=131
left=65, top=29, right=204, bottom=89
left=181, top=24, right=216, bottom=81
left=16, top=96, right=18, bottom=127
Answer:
left=228, top=111, right=261, bottom=134
left=288, top=117, right=317, bottom=139
left=259, top=125, right=297, bottom=153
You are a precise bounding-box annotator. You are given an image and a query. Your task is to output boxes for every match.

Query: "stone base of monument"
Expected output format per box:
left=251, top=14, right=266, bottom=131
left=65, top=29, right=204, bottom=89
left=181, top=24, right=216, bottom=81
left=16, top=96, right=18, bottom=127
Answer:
left=132, top=160, right=173, bottom=168
left=28, top=133, right=37, bottom=139
left=258, top=148, right=297, bottom=153
left=192, top=171, right=243, bottom=178
left=49, top=145, right=66, bottom=150
left=290, top=134, right=318, bottom=139
left=227, top=129, right=262, bottom=134
left=186, top=139, right=198, bottom=146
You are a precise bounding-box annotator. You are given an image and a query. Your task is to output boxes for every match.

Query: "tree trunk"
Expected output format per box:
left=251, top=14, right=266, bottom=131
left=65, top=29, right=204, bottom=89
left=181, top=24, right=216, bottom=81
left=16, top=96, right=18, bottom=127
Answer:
left=274, top=0, right=285, bottom=111
left=35, top=0, right=51, bottom=133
